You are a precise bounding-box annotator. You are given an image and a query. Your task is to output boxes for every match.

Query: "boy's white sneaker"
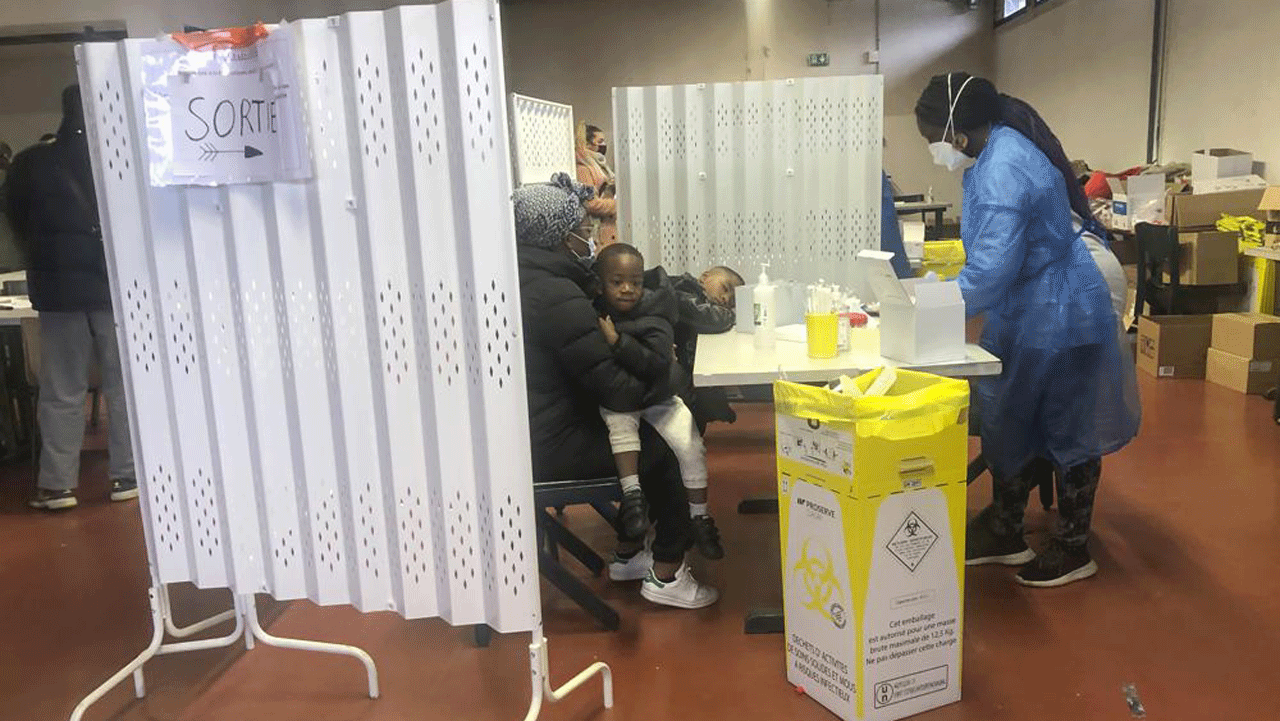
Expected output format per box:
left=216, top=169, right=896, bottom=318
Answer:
left=608, top=549, right=653, bottom=581
left=640, top=563, right=719, bottom=609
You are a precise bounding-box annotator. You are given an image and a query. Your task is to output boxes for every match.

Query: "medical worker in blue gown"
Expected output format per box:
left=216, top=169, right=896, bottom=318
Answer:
left=915, top=72, right=1141, bottom=588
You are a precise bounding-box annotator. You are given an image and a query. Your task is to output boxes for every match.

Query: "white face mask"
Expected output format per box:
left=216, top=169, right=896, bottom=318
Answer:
left=568, top=231, right=597, bottom=260
left=928, top=74, right=977, bottom=173
left=929, top=142, right=975, bottom=172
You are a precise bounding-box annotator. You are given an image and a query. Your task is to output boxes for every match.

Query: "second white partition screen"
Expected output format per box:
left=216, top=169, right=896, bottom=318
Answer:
left=613, top=76, right=883, bottom=286
left=509, top=93, right=576, bottom=186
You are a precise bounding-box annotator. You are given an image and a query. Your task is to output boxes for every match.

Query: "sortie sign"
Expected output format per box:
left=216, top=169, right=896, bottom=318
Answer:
left=141, top=25, right=311, bottom=186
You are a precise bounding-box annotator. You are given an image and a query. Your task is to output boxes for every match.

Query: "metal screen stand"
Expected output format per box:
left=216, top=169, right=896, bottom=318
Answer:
left=523, top=625, right=613, bottom=721
left=69, top=585, right=378, bottom=721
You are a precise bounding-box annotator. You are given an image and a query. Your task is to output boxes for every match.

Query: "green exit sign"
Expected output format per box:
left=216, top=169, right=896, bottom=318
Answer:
left=807, top=53, right=830, bottom=67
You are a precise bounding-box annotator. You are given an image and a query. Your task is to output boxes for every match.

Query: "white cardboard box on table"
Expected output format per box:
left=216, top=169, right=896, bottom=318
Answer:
left=857, top=251, right=965, bottom=364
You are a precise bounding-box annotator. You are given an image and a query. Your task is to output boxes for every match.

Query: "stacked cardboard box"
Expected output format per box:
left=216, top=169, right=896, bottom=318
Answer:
left=1136, top=315, right=1213, bottom=379
left=1163, top=180, right=1267, bottom=290
left=1205, top=313, right=1280, bottom=394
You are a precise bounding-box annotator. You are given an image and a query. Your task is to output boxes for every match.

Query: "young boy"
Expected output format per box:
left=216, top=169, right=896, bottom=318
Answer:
left=662, top=265, right=744, bottom=432
left=594, top=244, right=723, bottom=559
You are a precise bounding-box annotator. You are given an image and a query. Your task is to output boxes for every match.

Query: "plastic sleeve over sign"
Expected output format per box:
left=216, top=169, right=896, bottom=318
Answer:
left=140, top=23, right=312, bottom=187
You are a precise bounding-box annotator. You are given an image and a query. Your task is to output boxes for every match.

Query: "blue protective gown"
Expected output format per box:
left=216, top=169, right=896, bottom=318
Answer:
left=960, top=125, right=1140, bottom=480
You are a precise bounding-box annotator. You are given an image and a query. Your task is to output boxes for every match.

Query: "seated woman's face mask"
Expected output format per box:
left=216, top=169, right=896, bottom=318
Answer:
left=929, top=75, right=977, bottom=173
left=567, top=231, right=597, bottom=261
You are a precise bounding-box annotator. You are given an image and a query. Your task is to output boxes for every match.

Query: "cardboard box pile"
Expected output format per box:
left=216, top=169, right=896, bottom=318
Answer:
left=1136, top=315, right=1213, bottom=379
left=1205, top=313, right=1280, bottom=395
left=1162, top=231, right=1239, bottom=286
left=1162, top=180, right=1264, bottom=288
left=1165, top=188, right=1267, bottom=229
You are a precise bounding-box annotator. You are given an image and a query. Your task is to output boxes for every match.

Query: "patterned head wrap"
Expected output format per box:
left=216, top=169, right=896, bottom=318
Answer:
left=512, top=172, right=595, bottom=248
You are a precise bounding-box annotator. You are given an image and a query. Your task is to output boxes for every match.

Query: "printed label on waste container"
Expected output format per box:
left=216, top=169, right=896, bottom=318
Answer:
left=872, top=666, right=949, bottom=709
left=777, top=415, right=853, bottom=479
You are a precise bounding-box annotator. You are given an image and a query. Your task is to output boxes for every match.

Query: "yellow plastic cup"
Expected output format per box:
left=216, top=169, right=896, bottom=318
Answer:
left=805, top=313, right=839, bottom=359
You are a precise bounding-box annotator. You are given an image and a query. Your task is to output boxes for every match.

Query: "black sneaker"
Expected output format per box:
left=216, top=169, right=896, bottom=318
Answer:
left=618, top=488, right=649, bottom=539
left=965, top=507, right=1035, bottom=566
left=110, top=479, right=140, bottom=502
left=692, top=514, right=724, bottom=560
left=1016, top=539, right=1098, bottom=588
left=29, top=488, right=78, bottom=511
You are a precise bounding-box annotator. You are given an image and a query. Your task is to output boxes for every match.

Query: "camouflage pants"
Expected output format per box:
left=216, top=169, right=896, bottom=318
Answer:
left=989, top=457, right=1102, bottom=547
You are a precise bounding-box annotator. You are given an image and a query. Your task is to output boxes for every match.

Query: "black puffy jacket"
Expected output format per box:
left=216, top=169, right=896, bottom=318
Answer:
left=3, top=129, right=110, bottom=312
left=519, top=245, right=654, bottom=478
left=665, top=269, right=735, bottom=379
left=600, top=265, right=681, bottom=407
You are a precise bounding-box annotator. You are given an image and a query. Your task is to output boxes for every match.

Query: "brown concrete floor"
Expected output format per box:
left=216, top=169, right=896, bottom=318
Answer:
left=3, top=374, right=1278, bottom=721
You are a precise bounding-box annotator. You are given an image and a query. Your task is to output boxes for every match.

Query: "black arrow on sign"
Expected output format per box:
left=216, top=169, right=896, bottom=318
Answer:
left=200, top=143, right=263, bottom=161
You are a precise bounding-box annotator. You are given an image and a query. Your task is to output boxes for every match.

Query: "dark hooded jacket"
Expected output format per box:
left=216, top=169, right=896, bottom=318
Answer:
left=519, top=244, right=655, bottom=478
left=598, top=265, right=682, bottom=407
left=2, top=87, right=110, bottom=312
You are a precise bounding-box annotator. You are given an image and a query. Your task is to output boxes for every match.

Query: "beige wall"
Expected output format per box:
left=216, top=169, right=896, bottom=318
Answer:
left=997, top=0, right=1280, bottom=182
left=501, top=0, right=995, bottom=211
left=1159, top=0, right=1280, bottom=181
left=0, top=45, right=79, bottom=152
left=1, top=0, right=995, bottom=209
left=995, top=0, right=1154, bottom=172
left=1, top=3, right=272, bottom=37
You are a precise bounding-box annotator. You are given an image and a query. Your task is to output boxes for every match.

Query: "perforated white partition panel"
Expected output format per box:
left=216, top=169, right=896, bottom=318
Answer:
left=613, top=76, right=883, bottom=286
left=76, top=0, right=538, bottom=633
left=509, top=93, right=575, bottom=187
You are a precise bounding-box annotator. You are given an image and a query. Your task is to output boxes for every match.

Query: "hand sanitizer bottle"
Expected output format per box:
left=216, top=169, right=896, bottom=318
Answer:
left=753, top=263, right=776, bottom=349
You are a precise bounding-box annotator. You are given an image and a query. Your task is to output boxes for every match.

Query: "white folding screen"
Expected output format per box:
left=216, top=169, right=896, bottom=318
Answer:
left=613, top=76, right=883, bottom=287
left=77, top=0, right=538, bottom=634
left=509, top=93, right=575, bottom=186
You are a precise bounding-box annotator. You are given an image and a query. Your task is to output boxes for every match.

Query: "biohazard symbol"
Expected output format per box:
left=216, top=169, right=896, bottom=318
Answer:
left=905, top=518, right=920, bottom=537
left=793, top=539, right=845, bottom=628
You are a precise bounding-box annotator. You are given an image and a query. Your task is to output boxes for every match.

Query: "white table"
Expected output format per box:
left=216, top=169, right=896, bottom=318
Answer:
left=1244, top=246, right=1280, bottom=262
left=694, top=328, right=1002, bottom=387
left=0, top=296, right=36, bottom=327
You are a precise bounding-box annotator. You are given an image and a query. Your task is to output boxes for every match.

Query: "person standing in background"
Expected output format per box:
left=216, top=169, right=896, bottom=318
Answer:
left=0, top=141, right=23, bottom=272
left=880, top=171, right=913, bottom=279
left=575, top=121, right=618, bottom=247
left=3, top=85, right=136, bottom=510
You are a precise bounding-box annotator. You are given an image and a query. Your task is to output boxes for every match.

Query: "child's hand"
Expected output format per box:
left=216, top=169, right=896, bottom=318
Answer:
left=598, top=316, right=620, bottom=346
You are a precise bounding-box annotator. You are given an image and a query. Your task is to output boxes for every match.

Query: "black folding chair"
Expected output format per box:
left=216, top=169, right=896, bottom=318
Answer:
left=1132, top=222, right=1186, bottom=325
left=533, top=478, right=623, bottom=631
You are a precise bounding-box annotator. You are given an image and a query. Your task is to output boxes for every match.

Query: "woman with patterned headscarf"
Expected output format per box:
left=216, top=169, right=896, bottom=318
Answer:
left=516, top=173, right=716, bottom=609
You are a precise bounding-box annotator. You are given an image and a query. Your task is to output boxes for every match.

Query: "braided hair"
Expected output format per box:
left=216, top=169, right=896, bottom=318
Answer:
left=915, top=72, right=1106, bottom=238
